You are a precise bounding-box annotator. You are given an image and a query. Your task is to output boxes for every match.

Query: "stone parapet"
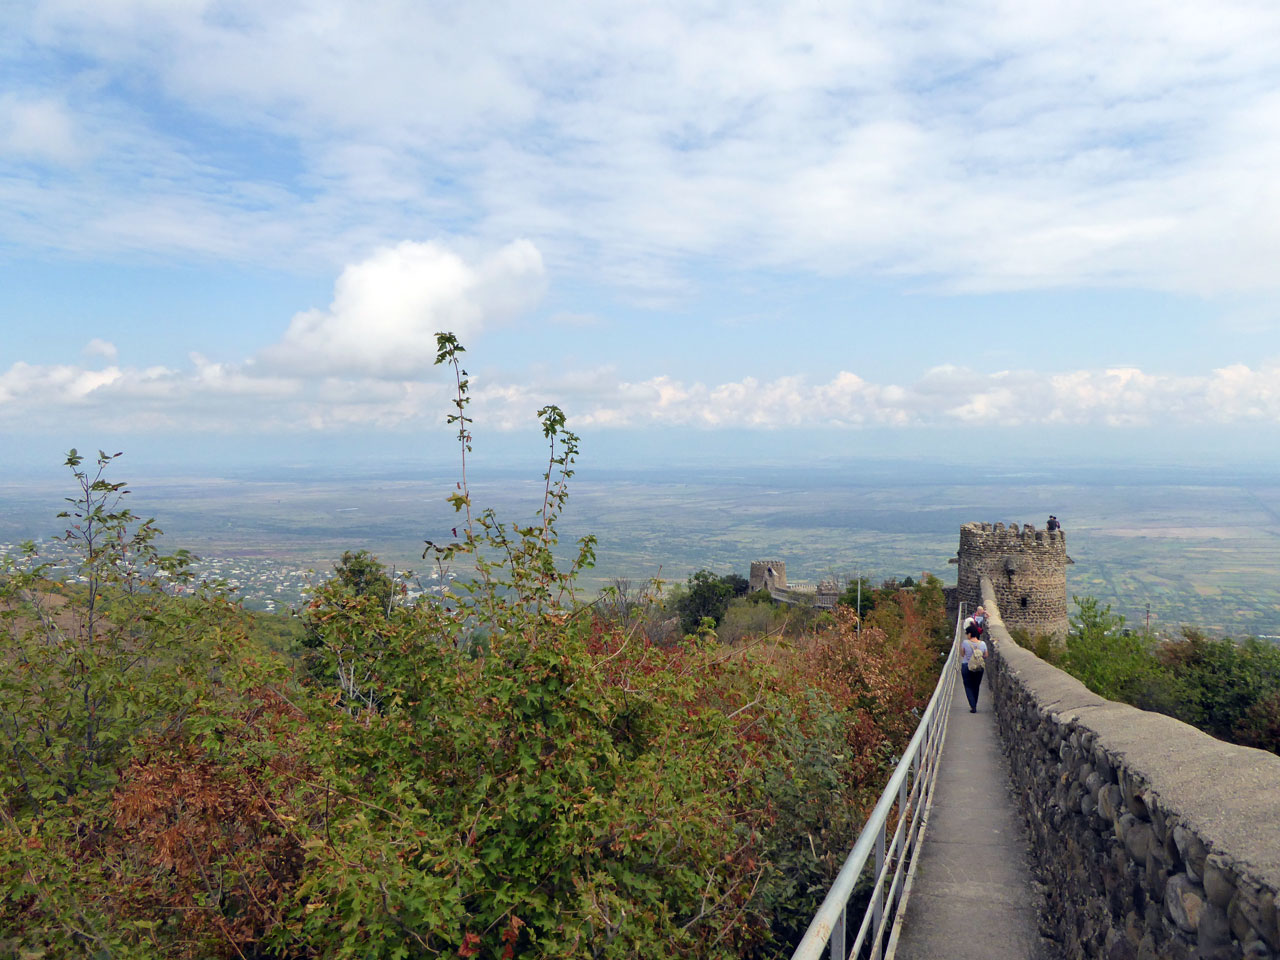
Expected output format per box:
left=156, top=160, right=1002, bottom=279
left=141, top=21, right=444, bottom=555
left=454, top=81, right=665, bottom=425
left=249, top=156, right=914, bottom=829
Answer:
left=961, top=520, right=1068, bottom=547
left=981, top=577, right=1280, bottom=960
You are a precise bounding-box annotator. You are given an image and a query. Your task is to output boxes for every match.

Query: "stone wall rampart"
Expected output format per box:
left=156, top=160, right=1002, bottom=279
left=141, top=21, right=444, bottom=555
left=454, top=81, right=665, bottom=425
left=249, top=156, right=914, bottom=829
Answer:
left=981, top=577, right=1280, bottom=959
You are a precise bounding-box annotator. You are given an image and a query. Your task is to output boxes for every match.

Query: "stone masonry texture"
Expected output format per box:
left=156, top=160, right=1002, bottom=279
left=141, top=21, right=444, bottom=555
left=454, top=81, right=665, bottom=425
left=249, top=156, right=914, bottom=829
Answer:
left=748, top=559, right=786, bottom=593
left=980, top=577, right=1280, bottom=960
left=957, top=522, right=1070, bottom=638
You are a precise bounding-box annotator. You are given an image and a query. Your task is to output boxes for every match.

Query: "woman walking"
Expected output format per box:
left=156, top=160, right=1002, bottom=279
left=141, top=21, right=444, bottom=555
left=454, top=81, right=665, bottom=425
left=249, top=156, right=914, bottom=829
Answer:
left=961, top=618, right=989, bottom=713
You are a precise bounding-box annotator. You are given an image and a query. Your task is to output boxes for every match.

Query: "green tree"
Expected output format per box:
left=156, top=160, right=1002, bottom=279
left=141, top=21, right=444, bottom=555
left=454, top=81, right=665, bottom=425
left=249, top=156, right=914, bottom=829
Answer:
left=1158, top=633, right=1280, bottom=740
left=1063, top=597, right=1176, bottom=708
left=333, top=549, right=397, bottom=608
left=302, top=549, right=397, bottom=646
left=0, top=451, right=272, bottom=958
left=1235, top=689, right=1280, bottom=752
left=0, top=450, right=211, bottom=810
left=300, top=550, right=402, bottom=707
left=676, top=569, right=734, bottom=634
left=837, top=577, right=874, bottom=618
left=1051, top=604, right=1280, bottom=757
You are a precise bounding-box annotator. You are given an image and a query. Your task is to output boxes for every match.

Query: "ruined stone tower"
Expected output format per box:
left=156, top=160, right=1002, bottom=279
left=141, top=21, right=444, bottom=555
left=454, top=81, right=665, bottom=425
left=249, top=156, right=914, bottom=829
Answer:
left=954, top=522, right=1071, bottom=638
left=749, top=560, right=787, bottom=593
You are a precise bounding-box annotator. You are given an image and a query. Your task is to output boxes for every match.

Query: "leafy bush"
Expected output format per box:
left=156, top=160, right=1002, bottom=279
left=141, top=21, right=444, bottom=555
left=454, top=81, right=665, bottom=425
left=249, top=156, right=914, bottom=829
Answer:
left=1234, top=689, right=1280, bottom=751
left=716, top=596, right=831, bottom=646
left=1009, top=627, right=1061, bottom=664
left=1154, top=632, right=1280, bottom=740
left=291, top=608, right=779, bottom=957
left=1, top=452, right=286, bottom=958
left=0, top=336, right=950, bottom=958
left=1061, top=597, right=1179, bottom=709
left=1037, top=597, right=1280, bottom=757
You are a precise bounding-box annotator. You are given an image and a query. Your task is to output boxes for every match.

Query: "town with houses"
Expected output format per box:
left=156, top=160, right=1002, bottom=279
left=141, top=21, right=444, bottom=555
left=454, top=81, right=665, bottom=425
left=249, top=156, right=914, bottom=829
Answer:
left=0, top=539, right=447, bottom=613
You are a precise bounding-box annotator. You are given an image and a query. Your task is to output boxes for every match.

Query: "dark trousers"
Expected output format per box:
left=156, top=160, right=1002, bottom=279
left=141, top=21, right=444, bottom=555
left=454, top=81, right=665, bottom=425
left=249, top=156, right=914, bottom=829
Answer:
left=961, top=663, right=983, bottom=711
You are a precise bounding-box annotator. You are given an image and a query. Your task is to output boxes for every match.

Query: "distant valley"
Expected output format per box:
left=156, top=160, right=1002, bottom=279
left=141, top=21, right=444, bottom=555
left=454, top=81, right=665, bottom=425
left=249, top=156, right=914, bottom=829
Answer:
left=3, top=458, right=1279, bottom=638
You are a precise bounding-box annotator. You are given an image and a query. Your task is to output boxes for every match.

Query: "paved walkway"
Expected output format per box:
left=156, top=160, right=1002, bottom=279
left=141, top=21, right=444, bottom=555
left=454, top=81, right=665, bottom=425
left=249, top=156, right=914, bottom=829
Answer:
left=893, top=670, right=1058, bottom=960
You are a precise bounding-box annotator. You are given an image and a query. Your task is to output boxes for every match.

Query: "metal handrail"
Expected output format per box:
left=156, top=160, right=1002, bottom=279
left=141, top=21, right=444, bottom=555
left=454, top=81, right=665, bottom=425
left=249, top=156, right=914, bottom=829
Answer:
left=790, top=605, right=965, bottom=960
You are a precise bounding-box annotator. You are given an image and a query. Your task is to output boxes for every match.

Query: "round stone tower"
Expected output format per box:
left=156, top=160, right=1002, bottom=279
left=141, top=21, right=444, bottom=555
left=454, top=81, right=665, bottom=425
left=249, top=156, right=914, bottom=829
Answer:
left=749, top=559, right=787, bottom=593
left=955, top=522, right=1071, bottom=638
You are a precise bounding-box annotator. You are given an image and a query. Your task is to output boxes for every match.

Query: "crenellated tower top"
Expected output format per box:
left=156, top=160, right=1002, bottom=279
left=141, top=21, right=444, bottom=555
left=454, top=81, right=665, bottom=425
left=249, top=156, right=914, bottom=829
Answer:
left=749, top=559, right=788, bottom=592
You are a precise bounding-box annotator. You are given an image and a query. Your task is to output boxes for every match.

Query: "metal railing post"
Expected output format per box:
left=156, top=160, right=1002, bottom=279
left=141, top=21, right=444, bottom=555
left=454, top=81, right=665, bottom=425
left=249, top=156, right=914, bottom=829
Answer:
left=872, top=824, right=885, bottom=956
left=831, top=907, right=845, bottom=960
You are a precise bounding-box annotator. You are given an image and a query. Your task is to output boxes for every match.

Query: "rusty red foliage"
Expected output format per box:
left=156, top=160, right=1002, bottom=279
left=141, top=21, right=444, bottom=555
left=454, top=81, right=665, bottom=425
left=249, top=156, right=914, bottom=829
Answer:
left=106, top=687, right=313, bottom=959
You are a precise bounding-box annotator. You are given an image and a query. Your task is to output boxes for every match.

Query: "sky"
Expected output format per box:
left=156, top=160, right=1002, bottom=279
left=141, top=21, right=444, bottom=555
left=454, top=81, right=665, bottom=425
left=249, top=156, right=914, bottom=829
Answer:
left=4, top=0, right=1280, bottom=474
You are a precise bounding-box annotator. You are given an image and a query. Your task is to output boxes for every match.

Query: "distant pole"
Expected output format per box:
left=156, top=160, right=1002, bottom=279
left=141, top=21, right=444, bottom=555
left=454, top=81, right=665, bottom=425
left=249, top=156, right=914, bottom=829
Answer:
left=856, top=568, right=862, bottom=637
left=1146, top=603, right=1151, bottom=633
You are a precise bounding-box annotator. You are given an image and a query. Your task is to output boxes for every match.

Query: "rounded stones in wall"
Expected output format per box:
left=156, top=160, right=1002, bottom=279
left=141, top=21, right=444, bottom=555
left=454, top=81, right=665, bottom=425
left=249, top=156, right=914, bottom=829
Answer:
left=1202, top=858, right=1237, bottom=909
left=1166, top=874, right=1206, bottom=934
left=1100, top=783, right=1124, bottom=822
left=1124, top=821, right=1155, bottom=863
left=1121, top=771, right=1150, bottom=821
left=1093, top=747, right=1116, bottom=783
left=1147, top=795, right=1167, bottom=844
left=1197, top=901, right=1232, bottom=949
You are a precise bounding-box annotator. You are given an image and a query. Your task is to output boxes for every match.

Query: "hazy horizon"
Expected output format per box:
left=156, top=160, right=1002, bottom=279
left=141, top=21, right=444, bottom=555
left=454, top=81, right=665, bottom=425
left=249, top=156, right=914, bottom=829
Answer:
left=5, top=452, right=1279, bottom=639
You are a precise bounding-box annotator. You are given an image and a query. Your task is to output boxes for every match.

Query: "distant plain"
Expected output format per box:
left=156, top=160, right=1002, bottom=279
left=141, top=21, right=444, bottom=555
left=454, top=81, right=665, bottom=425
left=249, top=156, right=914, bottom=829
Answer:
left=3, top=458, right=1278, bottom=638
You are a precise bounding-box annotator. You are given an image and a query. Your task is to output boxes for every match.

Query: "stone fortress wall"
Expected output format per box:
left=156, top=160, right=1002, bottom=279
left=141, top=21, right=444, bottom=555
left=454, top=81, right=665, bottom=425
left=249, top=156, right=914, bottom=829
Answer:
left=981, top=577, right=1280, bottom=960
left=955, top=521, right=1071, bottom=638
left=748, top=559, right=787, bottom=593
left=749, top=560, right=844, bottom=609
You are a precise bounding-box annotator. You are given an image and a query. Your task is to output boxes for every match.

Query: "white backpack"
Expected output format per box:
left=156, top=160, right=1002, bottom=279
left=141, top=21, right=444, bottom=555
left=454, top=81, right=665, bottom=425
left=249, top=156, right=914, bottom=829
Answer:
left=968, top=641, right=986, bottom=674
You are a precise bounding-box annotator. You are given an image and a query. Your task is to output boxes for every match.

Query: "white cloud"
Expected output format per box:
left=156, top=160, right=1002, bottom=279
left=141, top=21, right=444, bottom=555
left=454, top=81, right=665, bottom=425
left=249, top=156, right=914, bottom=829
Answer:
left=557, top=362, right=1280, bottom=430
left=0, top=95, right=83, bottom=164
left=82, top=338, right=118, bottom=360
left=256, top=240, right=546, bottom=378
left=10, top=351, right=1277, bottom=436
left=4, top=1, right=1280, bottom=292
left=0, top=361, right=122, bottom=406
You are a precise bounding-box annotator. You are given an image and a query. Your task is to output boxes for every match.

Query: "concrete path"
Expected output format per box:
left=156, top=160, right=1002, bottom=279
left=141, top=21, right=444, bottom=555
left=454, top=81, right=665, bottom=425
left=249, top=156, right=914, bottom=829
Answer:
left=893, top=670, right=1059, bottom=960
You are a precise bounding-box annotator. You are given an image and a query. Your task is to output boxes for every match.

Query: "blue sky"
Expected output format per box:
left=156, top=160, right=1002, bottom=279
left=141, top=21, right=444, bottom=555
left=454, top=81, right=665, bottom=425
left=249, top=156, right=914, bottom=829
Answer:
left=4, top=0, right=1280, bottom=472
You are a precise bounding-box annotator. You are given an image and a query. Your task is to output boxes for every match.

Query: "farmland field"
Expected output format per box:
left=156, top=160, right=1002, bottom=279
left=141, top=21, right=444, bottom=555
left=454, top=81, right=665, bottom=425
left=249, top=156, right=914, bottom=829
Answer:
left=3, top=458, right=1279, bottom=638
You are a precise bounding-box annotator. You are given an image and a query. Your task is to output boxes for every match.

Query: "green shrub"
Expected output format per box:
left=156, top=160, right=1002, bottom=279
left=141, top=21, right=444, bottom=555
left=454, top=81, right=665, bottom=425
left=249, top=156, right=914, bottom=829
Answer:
left=1062, top=597, right=1173, bottom=706
left=0, top=452, right=285, bottom=958
left=675, top=570, right=736, bottom=634
left=1009, top=627, right=1062, bottom=664
left=0, top=336, right=951, bottom=958
left=1049, top=597, right=1280, bottom=758
left=1234, top=689, right=1280, bottom=752
left=1155, top=633, right=1280, bottom=739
